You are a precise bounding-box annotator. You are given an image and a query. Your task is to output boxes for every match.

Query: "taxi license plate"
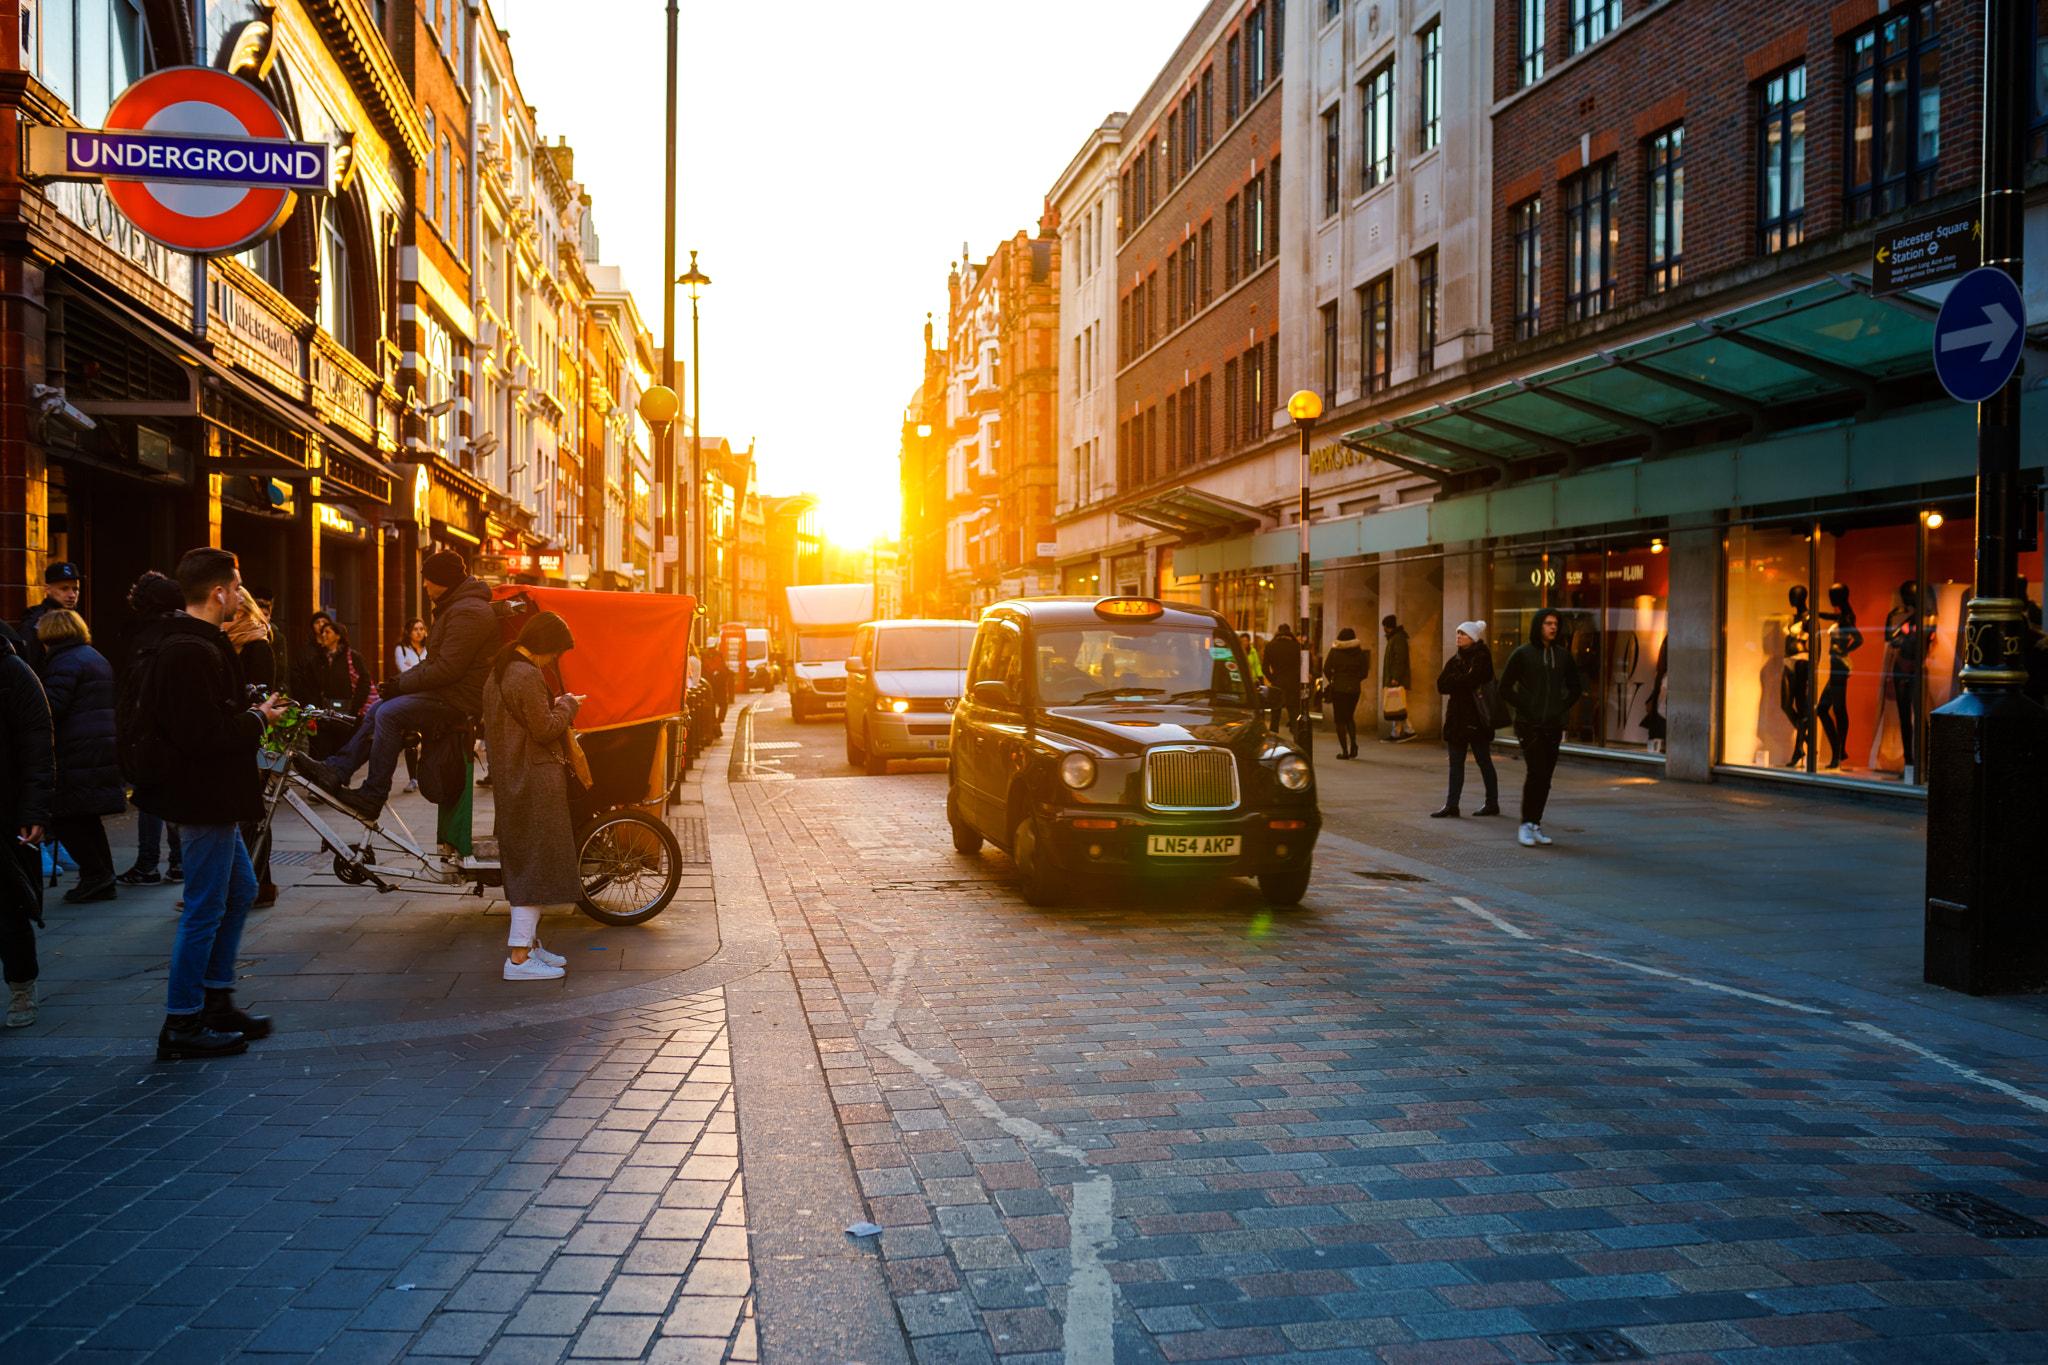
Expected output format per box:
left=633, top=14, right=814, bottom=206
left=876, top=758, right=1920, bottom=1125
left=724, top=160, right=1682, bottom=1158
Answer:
left=924, top=738, right=949, bottom=751
left=1147, top=834, right=1239, bottom=857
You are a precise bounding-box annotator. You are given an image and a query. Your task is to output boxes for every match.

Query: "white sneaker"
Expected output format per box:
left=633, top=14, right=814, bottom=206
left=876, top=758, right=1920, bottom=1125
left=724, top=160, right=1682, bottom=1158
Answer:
left=1532, top=824, right=1553, bottom=846
left=503, top=956, right=564, bottom=981
left=1518, top=822, right=1538, bottom=847
left=530, top=943, right=566, bottom=968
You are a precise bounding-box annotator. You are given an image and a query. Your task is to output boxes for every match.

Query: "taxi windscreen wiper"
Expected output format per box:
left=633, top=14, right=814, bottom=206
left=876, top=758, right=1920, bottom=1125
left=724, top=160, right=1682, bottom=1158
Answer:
left=1168, top=688, right=1250, bottom=702
left=1070, top=686, right=1165, bottom=702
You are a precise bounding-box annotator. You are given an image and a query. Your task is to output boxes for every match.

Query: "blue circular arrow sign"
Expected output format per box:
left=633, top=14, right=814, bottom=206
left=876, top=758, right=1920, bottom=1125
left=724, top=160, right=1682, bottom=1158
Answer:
left=1933, top=267, right=2026, bottom=404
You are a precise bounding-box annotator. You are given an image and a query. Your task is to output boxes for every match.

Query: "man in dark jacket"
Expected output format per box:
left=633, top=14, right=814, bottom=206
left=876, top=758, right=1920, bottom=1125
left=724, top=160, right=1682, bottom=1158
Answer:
left=1381, top=615, right=1415, bottom=742
left=1498, top=605, right=1583, bottom=848
left=0, top=621, right=53, bottom=1026
left=1261, top=624, right=1303, bottom=734
left=302, top=551, right=497, bottom=820
left=131, top=548, right=285, bottom=1060
left=20, top=561, right=82, bottom=673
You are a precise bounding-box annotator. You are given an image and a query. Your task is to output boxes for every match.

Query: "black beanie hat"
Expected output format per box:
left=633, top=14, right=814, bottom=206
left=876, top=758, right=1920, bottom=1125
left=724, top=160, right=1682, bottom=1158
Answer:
left=517, top=611, right=575, bottom=656
left=422, top=550, right=467, bottom=587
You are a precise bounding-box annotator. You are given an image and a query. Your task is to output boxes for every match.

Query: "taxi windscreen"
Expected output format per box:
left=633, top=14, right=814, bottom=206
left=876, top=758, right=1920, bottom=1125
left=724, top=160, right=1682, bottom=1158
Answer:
left=1033, top=626, right=1253, bottom=706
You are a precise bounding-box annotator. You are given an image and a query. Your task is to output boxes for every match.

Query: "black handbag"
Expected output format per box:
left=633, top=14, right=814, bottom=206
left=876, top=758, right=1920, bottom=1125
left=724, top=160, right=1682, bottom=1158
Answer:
left=417, top=720, right=472, bottom=805
left=1472, top=679, right=1502, bottom=734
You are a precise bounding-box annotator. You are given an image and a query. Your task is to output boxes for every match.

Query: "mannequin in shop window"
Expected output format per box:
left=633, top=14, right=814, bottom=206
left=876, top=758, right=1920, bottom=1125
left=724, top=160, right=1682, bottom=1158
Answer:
left=1779, top=584, right=1814, bottom=768
left=1885, top=580, right=1928, bottom=778
left=1816, top=583, right=1863, bottom=772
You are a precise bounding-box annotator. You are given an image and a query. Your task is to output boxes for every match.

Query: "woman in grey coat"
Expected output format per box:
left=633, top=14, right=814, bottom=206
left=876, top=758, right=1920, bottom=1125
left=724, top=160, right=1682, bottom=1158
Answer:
left=481, top=612, right=585, bottom=981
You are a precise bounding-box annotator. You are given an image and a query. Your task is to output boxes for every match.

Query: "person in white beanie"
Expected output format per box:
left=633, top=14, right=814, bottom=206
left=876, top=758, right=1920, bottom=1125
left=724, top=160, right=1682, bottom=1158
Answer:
left=1432, top=621, right=1501, bottom=817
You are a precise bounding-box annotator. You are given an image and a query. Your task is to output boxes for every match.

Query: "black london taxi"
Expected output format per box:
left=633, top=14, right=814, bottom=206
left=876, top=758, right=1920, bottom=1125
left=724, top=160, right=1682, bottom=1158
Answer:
left=946, top=595, right=1320, bottom=906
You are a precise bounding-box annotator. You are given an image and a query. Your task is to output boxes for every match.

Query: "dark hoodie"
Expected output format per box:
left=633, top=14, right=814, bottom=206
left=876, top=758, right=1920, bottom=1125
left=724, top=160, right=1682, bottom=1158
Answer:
left=127, top=612, right=263, bottom=826
left=383, top=575, right=498, bottom=716
left=1499, top=614, right=1584, bottom=731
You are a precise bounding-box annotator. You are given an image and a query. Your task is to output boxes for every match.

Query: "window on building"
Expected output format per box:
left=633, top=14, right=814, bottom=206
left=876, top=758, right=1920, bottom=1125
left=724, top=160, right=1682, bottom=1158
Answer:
left=1844, top=2, right=1941, bottom=222
left=450, top=154, right=466, bottom=257
left=1512, top=198, right=1542, bottom=341
left=1758, top=63, right=1807, bottom=253
left=1227, top=32, right=1242, bottom=121
left=1324, top=0, right=1341, bottom=19
left=440, top=133, right=454, bottom=234
left=1244, top=174, right=1266, bottom=277
left=1145, top=271, right=1157, bottom=346
left=1571, top=0, right=1619, bottom=54
left=1564, top=160, right=1617, bottom=321
left=1243, top=342, right=1265, bottom=445
left=1181, top=385, right=1197, bottom=469
left=423, top=108, right=439, bottom=228
left=1416, top=248, right=1439, bottom=375
left=1268, top=156, right=1282, bottom=256
left=1119, top=172, right=1132, bottom=239
left=1419, top=23, right=1442, bottom=151
left=1520, top=0, right=1545, bottom=86
left=1181, top=239, right=1197, bottom=320
left=1322, top=105, right=1342, bottom=216
left=1361, top=63, right=1394, bottom=188
left=321, top=199, right=355, bottom=354
left=1225, top=196, right=1241, bottom=286
left=1223, top=358, right=1240, bottom=449
left=1118, top=293, right=1131, bottom=364
left=1166, top=254, right=1179, bottom=332
left=1164, top=392, right=1178, bottom=469
left=1144, top=405, right=1158, bottom=482
left=37, top=0, right=147, bottom=126
left=1321, top=302, right=1338, bottom=402
left=1360, top=274, right=1390, bottom=395
left=1201, top=67, right=1215, bottom=151
left=1136, top=144, right=1151, bottom=222
left=1247, top=4, right=1268, bottom=102
left=1198, top=374, right=1213, bottom=459
left=2033, top=0, right=2048, bottom=159
left=1647, top=125, right=1684, bottom=291
left=1199, top=220, right=1213, bottom=305
left=1182, top=91, right=1198, bottom=176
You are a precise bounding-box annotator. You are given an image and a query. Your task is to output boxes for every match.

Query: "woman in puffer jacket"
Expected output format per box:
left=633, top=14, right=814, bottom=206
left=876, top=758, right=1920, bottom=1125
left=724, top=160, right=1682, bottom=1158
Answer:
left=38, top=610, right=124, bottom=902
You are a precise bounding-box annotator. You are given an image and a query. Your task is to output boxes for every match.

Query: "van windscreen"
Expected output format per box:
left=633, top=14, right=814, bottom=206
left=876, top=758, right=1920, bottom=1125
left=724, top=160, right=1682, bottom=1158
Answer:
left=874, top=625, right=978, bottom=671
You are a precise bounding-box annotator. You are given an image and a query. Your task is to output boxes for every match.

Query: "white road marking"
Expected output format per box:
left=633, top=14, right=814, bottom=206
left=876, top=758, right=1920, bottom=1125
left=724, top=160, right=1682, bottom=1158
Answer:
left=1064, top=1173, right=1116, bottom=1365
left=1561, top=947, right=1831, bottom=1015
left=1847, top=1022, right=2048, bottom=1115
left=752, top=741, right=803, bottom=750
left=1452, top=896, right=1532, bottom=939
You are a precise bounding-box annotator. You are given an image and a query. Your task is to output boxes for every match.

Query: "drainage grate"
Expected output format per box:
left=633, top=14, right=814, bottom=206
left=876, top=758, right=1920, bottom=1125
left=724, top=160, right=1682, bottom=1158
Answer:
left=1897, top=1191, right=2048, bottom=1238
left=1352, top=869, right=1429, bottom=882
left=1826, top=1210, right=1910, bottom=1235
left=873, top=879, right=1008, bottom=893
left=674, top=817, right=710, bottom=865
left=1537, top=1329, right=1642, bottom=1362
left=269, top=849, right=327, bottom=866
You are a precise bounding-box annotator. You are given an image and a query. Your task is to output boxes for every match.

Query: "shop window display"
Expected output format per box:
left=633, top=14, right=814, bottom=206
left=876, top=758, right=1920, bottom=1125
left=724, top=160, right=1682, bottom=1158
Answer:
left=1490, top=540, right=1669, bottom=751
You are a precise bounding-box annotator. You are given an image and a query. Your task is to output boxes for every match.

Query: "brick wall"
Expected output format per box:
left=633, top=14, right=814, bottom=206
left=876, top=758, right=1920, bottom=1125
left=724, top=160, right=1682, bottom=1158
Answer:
left=1489, top=0, right=1986, bottom=338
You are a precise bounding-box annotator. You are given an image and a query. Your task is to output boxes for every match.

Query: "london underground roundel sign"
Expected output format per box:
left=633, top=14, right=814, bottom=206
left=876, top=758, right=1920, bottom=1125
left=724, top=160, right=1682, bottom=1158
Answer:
left=95, top=67, right=320, bottom=255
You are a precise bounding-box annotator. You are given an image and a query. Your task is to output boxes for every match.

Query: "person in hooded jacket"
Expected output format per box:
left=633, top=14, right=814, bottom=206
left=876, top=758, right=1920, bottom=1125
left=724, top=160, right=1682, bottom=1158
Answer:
left=1433, top=621, right=1501, bottom=818
left=1499, top=606, right=1583, bottom=848
left=1380, top=615, right=1416, bottom=742
left=302, top=551, right=498, bottom=822
left=0, top=619, right=52, bottom=1027
left=37, top=610, right=122, bottom=902
left=1262, top=624, right=1303, bottom=732
left=118, top=572, right=184, bottom=885
left=1321, top=627, right=1372, bottom=758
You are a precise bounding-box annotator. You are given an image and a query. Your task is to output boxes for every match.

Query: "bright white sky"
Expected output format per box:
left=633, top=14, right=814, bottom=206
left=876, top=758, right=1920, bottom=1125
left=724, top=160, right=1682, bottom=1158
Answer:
left=493, top=0, right=1200, bottom=545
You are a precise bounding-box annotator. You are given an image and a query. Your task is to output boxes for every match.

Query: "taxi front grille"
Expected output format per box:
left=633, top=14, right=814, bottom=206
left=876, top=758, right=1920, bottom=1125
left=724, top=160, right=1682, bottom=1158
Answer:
left=1143, top=747, right=1238, bottom=812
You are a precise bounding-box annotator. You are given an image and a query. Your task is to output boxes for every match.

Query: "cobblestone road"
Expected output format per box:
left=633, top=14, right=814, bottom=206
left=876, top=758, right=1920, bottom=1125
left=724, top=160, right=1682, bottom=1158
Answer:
left=734, top=759, right=2048, bottom=1365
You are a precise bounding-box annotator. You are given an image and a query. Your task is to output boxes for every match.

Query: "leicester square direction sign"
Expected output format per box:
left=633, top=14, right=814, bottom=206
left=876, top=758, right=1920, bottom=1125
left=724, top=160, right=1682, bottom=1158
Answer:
left=1871, top=203, right=1981, bottom=297
left=24, top=66, right=329, bottom=256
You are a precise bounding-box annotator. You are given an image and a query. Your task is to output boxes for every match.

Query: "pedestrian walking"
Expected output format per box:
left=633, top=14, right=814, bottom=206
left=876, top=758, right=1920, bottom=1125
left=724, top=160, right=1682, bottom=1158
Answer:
left=300, top=551, right=496, bottom=822
left=37, top=610, right=123, bottom=902
left=128, top=548, right=285, bottom=1060
left=225, top=595, right=279, bottom=909
left=1237, top=632, right=1266, bottom=687
left=1380, top=614, right=1416, bottom=742
left=1433, top=621, right=1501, bottom=818
left=481, top=612, right=583, bottom=982
left=1262, top=623, right=1302, bottom=733
left=0, top=624, right=52, bottom=1027
left=117, top=572, right=183, bottom=886
left=1321, top=627, right=1371, bottom=758
left=702, top=643, right=730, bottom=722
left=1499, top=606, right=1583, bottom=848
left=395, top=617, right=428, bottom=792
left=21, top=560, right=82, bottom=674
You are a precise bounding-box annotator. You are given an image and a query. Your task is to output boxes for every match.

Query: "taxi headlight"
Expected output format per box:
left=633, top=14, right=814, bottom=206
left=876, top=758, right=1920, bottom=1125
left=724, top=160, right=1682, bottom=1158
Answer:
left=1276, top=754, right=1312, bottom=791
left=1060, top=752, right=1097, bottom=790
left=881, top=696, right=910, bottom=713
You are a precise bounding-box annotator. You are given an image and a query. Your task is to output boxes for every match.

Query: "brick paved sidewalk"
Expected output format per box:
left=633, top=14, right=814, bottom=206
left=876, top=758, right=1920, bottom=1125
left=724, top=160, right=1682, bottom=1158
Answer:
left=736, top=771, right=2048, bottom=1365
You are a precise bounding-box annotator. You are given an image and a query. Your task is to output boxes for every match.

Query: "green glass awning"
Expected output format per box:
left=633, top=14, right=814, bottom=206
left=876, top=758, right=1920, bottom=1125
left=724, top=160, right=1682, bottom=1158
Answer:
left=1340, top=275, right=1956, bottom=475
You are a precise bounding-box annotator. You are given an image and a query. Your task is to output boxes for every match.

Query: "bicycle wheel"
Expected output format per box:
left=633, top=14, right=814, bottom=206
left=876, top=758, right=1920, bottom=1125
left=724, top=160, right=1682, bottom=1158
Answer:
left=576, top=810, right=682, bottom=926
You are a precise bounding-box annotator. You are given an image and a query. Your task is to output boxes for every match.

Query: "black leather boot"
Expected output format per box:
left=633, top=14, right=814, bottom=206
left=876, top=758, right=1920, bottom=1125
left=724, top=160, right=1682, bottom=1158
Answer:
left=157, top=1013, right=247, bottom=1061
left=1429, top=805, right=1460, bottom=818
left=1472, top=801, right=1502, bottom=816
left=201, top=988, right=272, bottom=1042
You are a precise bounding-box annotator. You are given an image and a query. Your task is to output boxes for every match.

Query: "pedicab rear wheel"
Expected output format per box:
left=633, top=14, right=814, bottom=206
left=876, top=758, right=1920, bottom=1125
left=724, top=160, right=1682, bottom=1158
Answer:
left=576, top=810, right=682, bottom=926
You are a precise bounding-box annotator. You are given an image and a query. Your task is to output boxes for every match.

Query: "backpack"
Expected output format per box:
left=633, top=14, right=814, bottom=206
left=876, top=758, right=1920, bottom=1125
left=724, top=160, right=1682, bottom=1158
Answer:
left=116, top=634, right=180, bottom=786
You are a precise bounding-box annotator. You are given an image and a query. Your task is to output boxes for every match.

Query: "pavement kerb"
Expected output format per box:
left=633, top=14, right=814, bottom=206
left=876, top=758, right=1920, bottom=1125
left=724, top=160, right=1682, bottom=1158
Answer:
left=717, top=699, right=915, bottom=1365
left=1314, top=823, right=2048, bottom=1073
left=0, top=712, right=780, bottom=1058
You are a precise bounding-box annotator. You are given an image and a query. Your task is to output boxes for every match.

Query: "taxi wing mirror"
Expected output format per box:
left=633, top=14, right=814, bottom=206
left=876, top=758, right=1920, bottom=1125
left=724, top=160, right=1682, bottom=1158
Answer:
left=971, top=679, right=1015, bottom=706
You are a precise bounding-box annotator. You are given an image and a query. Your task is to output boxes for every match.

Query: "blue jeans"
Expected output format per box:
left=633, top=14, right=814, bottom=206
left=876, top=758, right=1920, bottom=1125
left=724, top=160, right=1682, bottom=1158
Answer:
left=324, top=694, right=465, bottom=803
left=135, top=811, right=182, bottom=873
left=167, top=825, right=256, bottom=1015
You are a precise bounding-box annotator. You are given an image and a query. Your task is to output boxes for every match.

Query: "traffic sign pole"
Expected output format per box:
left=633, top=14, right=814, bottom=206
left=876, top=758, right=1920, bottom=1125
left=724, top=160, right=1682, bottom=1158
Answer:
left=1923, top=0, right=2048, bottom=997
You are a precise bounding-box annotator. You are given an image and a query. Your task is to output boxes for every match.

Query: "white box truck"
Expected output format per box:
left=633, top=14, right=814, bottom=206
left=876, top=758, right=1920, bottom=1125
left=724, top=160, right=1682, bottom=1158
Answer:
left=784, top=583, right=874, bottom=721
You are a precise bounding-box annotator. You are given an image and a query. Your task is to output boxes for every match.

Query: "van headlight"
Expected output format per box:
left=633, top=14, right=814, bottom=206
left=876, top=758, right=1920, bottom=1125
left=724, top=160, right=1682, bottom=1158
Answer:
left=881, top=696, right=910, bottom=713
left=1060, top=752, right=1097, bottom=790
left=1276, top=754, right=1311, bottom=791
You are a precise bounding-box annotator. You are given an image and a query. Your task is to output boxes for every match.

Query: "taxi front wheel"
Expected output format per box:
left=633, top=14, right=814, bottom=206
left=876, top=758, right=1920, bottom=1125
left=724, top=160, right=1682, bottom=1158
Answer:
left=1012, top=814, right=1064, bottom=907
left=1258, top=860, right=1313, bottom=907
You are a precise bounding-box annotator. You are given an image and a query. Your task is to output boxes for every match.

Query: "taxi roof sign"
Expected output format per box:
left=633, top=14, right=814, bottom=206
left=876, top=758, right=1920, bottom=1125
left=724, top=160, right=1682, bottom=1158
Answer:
left=1094, top=597, right=1165, bottom=621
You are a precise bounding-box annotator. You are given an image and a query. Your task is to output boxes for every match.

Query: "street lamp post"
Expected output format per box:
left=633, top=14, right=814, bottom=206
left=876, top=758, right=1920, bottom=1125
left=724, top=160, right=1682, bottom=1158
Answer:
left=661, top=0, right=678, bottom=600
left=1287, top=390, right=1322, bottom=759
left=678, top=252, right=711, bottom=613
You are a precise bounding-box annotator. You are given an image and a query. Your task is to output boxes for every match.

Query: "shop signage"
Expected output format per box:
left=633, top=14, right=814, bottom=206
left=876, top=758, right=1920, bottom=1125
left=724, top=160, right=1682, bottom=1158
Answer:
left=1308, top=441, right=1371, bottom=477
left=1871, top=206, right=1979, bottom=297
left=209, top=271, right=303, bottom=386
left=1933, top=267, right=2025, bottom=405
left=46, top=181, right=194, bottom=308
left=28, top=67, right=326, bottom=255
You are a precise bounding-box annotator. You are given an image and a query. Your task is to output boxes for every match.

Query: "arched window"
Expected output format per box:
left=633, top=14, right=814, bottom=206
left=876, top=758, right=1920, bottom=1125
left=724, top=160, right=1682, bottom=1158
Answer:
left=320, top=198, right=354, bottom=353
left=34, top=0, right=148, bottom=126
